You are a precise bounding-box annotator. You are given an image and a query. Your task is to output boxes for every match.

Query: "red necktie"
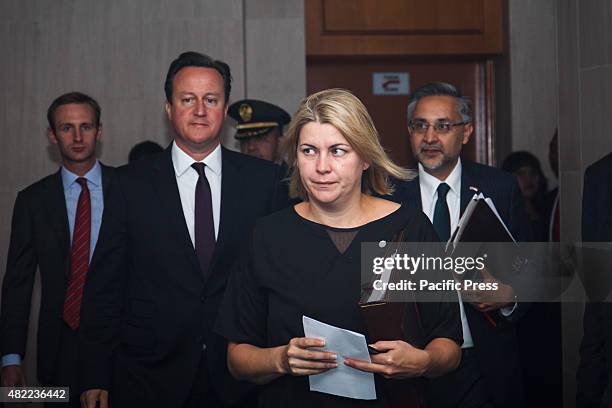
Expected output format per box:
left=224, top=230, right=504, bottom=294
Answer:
left=63, top=177, right=91, bottom=330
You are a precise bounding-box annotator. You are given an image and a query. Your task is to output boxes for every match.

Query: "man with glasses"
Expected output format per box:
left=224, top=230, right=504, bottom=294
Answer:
left=392, top=82, right=531, bottom=408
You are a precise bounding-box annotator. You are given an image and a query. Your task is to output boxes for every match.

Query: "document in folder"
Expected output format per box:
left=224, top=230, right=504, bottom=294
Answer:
left=449, top=193, right=526, bottom=284
left=357, top=301, right=426, bottom=408
left=358, top=302, right=406, bottom=343
left=450, top=193, right=516, bottom=248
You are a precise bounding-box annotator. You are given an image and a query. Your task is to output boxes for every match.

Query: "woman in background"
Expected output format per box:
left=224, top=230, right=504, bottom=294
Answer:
left=502, top=151, right=549, bottom=241
left=216, top=88, right=461, bottom=407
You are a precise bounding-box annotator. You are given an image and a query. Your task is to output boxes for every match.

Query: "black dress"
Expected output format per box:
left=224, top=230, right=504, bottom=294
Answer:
left=216, top=204, right=462, bottom=407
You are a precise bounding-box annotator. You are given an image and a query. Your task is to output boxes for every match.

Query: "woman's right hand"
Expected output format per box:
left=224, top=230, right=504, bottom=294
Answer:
left=279, top=337, right=338, bottom=376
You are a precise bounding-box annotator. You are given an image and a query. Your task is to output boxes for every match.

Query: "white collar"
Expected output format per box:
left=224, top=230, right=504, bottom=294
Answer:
left=418, top=158, right=462, bottom=199
left=171, top=141, right=222, bottom=177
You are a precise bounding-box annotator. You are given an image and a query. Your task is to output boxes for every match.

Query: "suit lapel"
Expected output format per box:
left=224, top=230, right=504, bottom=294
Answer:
left=100, top=163, right=112, bottom=201
left=399, top=178, right=423, bottom=212
left=152, top=149, right=202, bottom=282
left=42, top=170, right=70, bottom=257
left=460, top=164, right=476, bottom=214
left=208, top=148, right=241, bottom=282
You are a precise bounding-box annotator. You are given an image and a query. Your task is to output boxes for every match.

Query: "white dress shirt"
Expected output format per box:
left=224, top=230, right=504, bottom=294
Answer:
left=172, top=141, right=222, bottom=245
left=418, top=159, right=475, bottom=348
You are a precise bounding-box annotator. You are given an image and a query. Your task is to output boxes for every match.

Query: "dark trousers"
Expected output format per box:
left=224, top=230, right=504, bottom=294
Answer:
left=185, top=351, right=222, bottom=407
left=184, top=351, right=257, bottom=408
left=45, top=322, right=81, bottom=408
left=518, top=303, right=562, bottom=408
left=427, top=348, right=495, bottom=408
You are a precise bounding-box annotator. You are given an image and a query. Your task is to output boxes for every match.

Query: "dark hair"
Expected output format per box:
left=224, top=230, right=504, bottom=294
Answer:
left=502, top=150, right=548, bottom=194
left=47, top=92, right=101, bottom=132
left=128, top=141, right=163, bottom=163
left=164, top=51, right=232, bottom=104
left=407, top=82, right=472, bottom=123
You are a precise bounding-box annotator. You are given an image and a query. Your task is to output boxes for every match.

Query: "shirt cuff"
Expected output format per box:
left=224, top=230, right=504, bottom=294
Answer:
left=500, top=302, right=517, bottom=317
left=1, top=354, right=22, bottom=367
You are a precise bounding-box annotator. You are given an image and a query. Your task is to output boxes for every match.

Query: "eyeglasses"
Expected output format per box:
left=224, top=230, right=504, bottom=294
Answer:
left=408, top=120, right=467, bottom=134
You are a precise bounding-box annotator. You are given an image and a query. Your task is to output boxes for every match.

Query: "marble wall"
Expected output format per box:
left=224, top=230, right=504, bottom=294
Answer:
left=505, top=0, right=559, bottom=185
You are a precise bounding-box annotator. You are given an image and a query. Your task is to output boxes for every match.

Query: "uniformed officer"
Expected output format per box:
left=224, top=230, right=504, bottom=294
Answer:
left=228, top=99, right=290, bottom=163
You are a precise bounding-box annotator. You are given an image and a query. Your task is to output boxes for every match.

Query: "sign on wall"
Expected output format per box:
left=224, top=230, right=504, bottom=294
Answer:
left=372, top=72, right=410, bottom=95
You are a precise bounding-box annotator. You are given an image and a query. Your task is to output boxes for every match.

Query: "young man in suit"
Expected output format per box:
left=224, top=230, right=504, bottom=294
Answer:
left=0, top=92, right=113, bottom=407
left=79, top=52, right=284, bottom=408
left=392, top=82, right=531, bottom=408
left=576, top=151, right=612, bottom=407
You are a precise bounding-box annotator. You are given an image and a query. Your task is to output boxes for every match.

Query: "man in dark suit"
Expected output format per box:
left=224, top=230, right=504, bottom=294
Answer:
left=392, top=82, right=531, bottom=408
left=0, top=92, right=112, bottom=407
left=79, top=52, right=284, bottom=408
left=576, top=152, right=612, bottom=408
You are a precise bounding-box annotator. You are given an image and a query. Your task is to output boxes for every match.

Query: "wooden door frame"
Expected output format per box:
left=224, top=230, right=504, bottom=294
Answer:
left=475, top=59, right=496, bottom=166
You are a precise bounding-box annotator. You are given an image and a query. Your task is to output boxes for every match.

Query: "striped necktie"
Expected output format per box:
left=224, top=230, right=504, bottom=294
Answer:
left=63, top=177, right=91, bottom=330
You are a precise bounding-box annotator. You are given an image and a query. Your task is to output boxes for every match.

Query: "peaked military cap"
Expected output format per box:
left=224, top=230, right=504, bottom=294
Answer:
left=228, top=99, right=291, bottom=140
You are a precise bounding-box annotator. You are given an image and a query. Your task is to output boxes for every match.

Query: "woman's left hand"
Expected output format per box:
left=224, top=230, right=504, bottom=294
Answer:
left=343, top=340, right=430, bottom=379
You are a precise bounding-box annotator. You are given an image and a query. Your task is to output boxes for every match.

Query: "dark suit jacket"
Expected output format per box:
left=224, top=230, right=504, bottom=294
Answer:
left=577, top=152, right=612, bottom=408
left=79, top=147, right=283, bottom=406
left=0, top=165, right=113, bottom=385
left=392, top=160, right=531, bottom=408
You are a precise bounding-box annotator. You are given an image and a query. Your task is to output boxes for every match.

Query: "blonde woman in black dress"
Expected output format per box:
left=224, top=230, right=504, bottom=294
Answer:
left=216, top=89, right=462, bottom=407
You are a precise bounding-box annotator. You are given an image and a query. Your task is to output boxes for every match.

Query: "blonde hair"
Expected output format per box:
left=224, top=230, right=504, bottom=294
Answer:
left=283, top=88, right=415, bottom=200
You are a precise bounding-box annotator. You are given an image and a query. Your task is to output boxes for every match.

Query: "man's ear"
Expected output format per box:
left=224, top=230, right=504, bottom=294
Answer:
left=462, top=123, right=474, bottom=145
left=165, top=102, right=172, bottom=121
left=96, top=123, right=103, bottom=142
left=47, top=127, right=58, bottom=145
left=407, top=127, right=416, bottom=141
